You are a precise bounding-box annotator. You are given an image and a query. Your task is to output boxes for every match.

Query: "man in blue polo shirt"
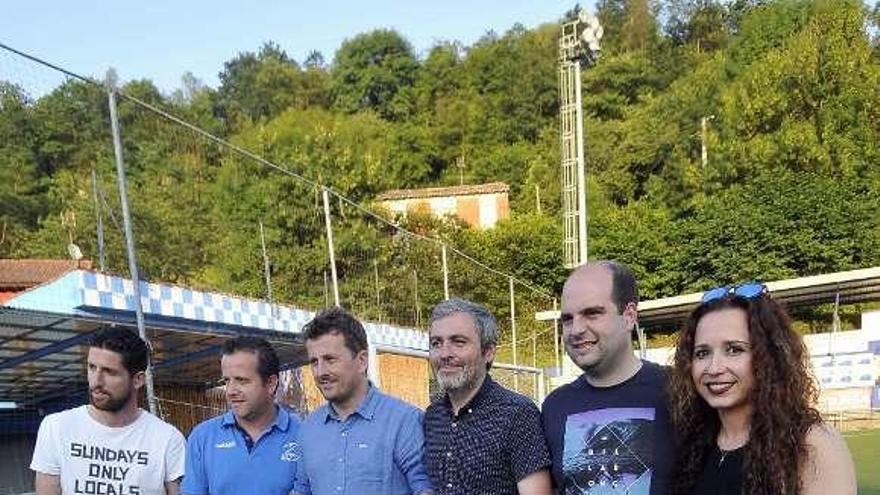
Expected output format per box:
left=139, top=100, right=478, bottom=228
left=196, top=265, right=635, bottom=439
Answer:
left=182, top=336, right=300, bottom=495
left=292, top=307, right=432, bottom=495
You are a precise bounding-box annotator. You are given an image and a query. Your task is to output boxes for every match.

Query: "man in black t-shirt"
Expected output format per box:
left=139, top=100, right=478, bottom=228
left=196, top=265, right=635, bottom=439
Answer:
left=541, top=261, right=673, bottom=495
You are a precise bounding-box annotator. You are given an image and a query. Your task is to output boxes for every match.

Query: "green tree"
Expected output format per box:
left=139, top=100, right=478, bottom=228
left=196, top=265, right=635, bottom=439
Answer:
left=589, top=199, right=677, bottom=298
left=0, top=82, right=42, bottom=256
left=414, top=42, right=463, bottom=119
left=622, top=0, right=659, bottom=52
left=460, top=24, right=559, bottom=144
left=724, top=0, right=811, bottom=75
left=331, top=29, right=419, bottom=120
left=581, top=51, right=669, bottom=120
left=665, top=0, right=729, bottom=52
left=596, top=0, right=628, bottom=54
left=719, top=0, right=880, bottom=181
left=670, top=170, right=880, bottom=292
left=218, top=42, right=324, bottom=126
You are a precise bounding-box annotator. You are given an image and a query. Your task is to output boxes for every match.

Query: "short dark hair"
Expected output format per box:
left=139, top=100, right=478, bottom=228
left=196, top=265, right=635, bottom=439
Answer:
left=221, top=336, right=280, bottom=384
left=302, top=307, right=368, bottom=356
left=596, top=260, right=639, bottom=314
left=90, top=328, right=149, bottom=375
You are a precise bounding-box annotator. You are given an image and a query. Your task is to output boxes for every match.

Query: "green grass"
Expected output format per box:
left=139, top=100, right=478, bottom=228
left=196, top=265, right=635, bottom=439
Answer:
left=844, top=428, right=880, bottom=495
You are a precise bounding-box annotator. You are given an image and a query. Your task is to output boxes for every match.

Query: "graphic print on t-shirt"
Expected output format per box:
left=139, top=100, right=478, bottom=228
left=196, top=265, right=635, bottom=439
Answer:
left=69, top=442, right=151, bottom=495
left=562, top=407, right=655, bottom=495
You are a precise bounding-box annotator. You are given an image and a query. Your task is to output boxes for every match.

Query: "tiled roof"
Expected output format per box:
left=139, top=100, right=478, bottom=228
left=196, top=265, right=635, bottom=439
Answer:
left=376, top=182, right=509, bottom=201
left=0, top=259, right=93, bottom=289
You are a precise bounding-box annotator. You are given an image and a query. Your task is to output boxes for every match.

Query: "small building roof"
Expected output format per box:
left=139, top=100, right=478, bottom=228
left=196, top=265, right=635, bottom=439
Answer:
left=376, top=182, right=509, bottom=201
left=0, top=259, right=92, bottom=289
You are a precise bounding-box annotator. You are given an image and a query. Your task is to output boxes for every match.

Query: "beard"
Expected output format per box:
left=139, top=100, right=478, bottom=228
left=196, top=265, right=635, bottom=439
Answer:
left=89, top=388, right=131, bottom=413
left=435, top=362, right=479, bottom=393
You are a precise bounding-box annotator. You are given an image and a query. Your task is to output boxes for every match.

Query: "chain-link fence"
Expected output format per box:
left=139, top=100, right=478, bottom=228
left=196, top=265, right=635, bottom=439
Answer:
left=0, top=42, right=559, bottom=494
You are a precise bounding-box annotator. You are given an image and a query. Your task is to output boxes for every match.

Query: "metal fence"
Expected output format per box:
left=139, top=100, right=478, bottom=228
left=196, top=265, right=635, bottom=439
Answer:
left=0, top=41, right=561, bottom=494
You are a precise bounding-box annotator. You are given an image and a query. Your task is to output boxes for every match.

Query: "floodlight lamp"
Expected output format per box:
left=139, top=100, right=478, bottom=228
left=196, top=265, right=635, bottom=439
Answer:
left=577, top=9, right=591, bottom=24
left=581, top=29, right=595, bottom=44
left=578, top=12, right=604, bottom=53
left=583, top=12, right=601, bottom=32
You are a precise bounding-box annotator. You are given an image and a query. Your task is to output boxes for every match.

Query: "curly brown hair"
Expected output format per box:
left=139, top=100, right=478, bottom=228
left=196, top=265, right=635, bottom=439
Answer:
left=668, top=294, right=822, bottom=495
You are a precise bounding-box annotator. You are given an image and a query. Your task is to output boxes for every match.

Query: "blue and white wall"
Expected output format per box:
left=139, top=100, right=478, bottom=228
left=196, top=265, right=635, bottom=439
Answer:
left=6, top=270, right=430, bottom=353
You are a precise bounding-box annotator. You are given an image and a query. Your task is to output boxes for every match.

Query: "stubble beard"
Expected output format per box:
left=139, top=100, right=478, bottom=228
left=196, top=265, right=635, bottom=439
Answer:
left=90, top=388, right=131, bottom=413
left=436, top=363, right=479, bottom=393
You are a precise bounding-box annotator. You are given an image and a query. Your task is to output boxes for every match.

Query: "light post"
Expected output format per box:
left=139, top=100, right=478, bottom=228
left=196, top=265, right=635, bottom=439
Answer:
left=559, top=9, right=603, bottom=267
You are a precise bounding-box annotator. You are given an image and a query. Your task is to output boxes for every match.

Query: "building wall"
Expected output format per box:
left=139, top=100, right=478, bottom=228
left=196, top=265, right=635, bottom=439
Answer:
left=812, top=352, right=875, bottom=390
left=456, top=197, right=480, bottom=227
left=381, top=192, right=509, bottom=229
left=818, top=387, right=875, bottom=413
left=862, top=310, right=880, bottom=332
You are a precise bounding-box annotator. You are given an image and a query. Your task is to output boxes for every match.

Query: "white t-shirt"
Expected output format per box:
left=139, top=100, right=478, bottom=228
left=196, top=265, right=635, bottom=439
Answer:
left=30, top=405, right=186, bottom=495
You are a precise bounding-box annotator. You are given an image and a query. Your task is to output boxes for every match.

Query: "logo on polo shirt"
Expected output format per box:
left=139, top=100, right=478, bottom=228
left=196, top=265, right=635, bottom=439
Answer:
left=280, top=441, right=300, bottom=462
left=215, top=441, right=236, bottom=449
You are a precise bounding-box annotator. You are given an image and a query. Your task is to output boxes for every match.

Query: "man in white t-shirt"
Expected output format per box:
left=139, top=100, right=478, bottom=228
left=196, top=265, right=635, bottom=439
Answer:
left=30, top=327, right=186, bottom=495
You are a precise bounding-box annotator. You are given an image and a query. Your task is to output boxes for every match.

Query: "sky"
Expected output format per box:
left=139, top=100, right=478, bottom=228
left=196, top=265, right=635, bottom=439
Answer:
left=1, top=0, right=592, bottom=96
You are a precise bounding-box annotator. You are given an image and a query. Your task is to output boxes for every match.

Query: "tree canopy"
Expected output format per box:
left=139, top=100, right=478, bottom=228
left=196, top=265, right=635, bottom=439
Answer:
left=2, top=0, right=879, bottom=343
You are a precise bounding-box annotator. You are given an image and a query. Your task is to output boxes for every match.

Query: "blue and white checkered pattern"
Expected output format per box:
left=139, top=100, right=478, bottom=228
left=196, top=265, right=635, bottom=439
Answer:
left=75, top=271, right=428, bottom=350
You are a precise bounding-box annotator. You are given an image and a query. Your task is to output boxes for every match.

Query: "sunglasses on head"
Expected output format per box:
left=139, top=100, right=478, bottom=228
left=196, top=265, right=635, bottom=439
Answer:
left=701, top=282, right=767, bottom=304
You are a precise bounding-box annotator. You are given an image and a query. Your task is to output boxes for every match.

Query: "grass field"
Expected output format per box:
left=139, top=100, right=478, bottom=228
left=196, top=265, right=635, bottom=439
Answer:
left=844, top=428, right=880, bottom=495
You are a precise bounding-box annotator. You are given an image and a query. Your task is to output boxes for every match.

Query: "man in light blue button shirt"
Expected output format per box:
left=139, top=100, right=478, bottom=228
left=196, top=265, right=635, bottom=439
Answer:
left=292, top=307, right=433, bottom=495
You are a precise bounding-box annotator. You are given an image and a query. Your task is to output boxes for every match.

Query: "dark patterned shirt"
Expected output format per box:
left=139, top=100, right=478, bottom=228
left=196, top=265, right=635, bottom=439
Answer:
left=424, top=375, right=552, bottom=495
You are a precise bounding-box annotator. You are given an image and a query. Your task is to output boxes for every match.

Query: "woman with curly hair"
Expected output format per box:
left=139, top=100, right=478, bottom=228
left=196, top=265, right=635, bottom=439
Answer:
left=668, top=283, right=856, bottom=495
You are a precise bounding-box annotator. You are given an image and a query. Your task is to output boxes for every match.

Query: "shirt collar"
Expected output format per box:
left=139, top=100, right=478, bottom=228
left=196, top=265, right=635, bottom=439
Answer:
left=324, top=381, right=378, bottom=422
left=222, top=404, right=290, bottom=432
left=442, top=374, right=496, bottom=418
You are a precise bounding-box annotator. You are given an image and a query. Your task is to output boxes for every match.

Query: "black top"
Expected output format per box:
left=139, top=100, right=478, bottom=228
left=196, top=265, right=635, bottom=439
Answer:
left=690, top=447, right=744, bottom=495
left=424, top=375, right=552, bottom=495
left=541, top=361, right=674, bottom=495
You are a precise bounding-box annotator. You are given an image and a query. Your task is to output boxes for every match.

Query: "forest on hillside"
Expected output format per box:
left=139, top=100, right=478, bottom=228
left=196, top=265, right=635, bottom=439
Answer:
left=1, top=0, right=879, bottom=337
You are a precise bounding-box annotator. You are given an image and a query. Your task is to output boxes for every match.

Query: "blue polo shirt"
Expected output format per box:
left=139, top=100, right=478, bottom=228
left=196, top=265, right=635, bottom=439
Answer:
left=293, top=385, right=432, bottom=495
left=182, top=405, right=301, bottom=495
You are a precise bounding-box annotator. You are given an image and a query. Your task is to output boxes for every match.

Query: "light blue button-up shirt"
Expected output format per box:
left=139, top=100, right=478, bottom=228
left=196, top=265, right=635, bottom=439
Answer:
left=293, top=385, right=432, bottom=495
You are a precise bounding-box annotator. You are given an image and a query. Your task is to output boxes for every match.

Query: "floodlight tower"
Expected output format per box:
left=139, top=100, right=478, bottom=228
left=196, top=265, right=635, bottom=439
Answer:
left=559, top=9, right=602, bottom=268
